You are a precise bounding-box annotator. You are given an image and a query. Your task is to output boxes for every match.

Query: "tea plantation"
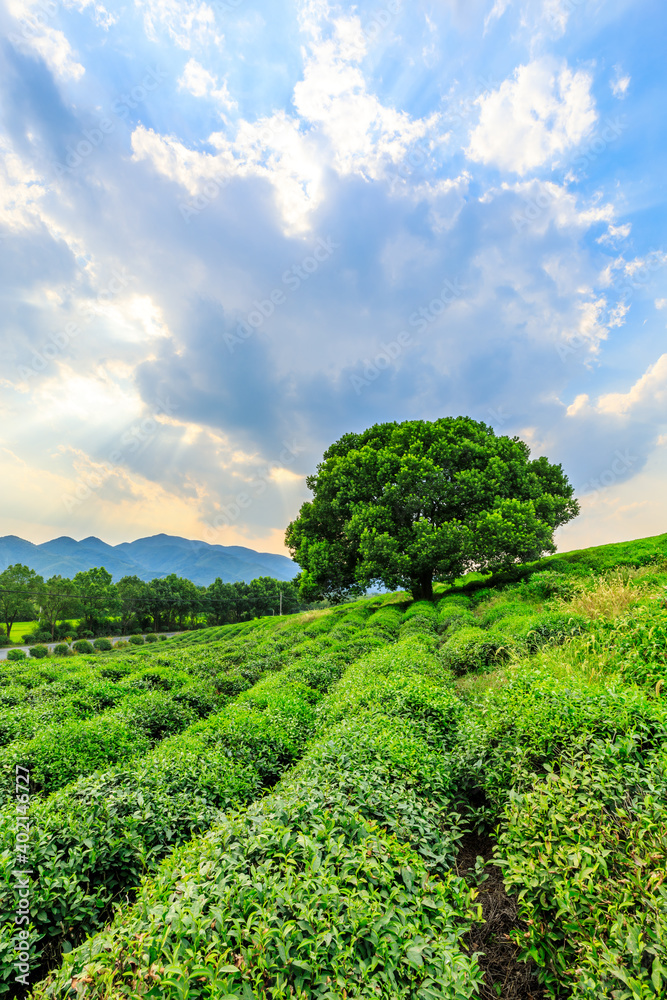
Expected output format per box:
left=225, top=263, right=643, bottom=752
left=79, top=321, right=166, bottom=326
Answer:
left=3, top=532, right=667, bottom=998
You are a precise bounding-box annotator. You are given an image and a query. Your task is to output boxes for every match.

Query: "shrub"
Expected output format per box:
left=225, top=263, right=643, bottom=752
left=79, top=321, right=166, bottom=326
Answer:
left=524, top=610, right=588, bottom=651
left=158, top=635, right=168, bottom=641
left=6, top=649, right=26, bottom=662
left=29, top=645, right=49, bottom=659
left=477, top=600, right=532, bottom=629
left=440, top=626, right=513, bottom=675
left=498, top=738, right=667, bottom=997
left=93, top=638, right=112, bottom=651
left=72, top=640, right=94, bottom=654
left=78, top=630, right=94, bottom=639
left=129, top=634, right=145, bottom=645
left=21, top=634, right=37, bottom=645
left=438, top=604, right=477, bottom=634
left=113, top=640, right=130, bottom=649
left=52, top=644, right=71, bottom=657
left=119, top=692, right=196, bottom=742
left=523, top=570, right=577, bottom=601
left=400, top=600, right=439, bottom=637
left=144, top=633, right=158, bottom=643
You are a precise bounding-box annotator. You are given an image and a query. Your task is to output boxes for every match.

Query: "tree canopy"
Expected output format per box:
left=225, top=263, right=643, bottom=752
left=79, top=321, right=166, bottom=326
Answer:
left=285, top=417, right=580, bottom=602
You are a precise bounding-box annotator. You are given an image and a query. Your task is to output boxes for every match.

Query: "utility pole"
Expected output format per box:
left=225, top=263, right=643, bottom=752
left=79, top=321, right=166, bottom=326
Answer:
left=279, top=591, right=283, bottom=616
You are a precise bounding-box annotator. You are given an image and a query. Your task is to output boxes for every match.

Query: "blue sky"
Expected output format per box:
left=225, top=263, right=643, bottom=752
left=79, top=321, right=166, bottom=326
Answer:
left=1, top=0, right=666, bottom=555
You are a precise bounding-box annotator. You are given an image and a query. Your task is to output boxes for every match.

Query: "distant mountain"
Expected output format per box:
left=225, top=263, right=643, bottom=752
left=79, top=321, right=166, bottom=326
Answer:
left=0, top=533, right=297, bottom=586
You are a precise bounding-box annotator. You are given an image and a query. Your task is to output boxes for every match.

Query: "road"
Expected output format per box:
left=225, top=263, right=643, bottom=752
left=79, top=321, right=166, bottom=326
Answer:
left=0, top=632, right=184, bottom=661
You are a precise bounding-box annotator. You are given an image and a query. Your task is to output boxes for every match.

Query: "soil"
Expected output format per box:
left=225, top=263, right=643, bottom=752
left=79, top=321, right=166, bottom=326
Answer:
left=456, top=832, right=548, bottom=1000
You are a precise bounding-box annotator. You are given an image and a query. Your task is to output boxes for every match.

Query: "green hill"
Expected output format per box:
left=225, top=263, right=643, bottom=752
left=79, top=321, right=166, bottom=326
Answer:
left=1, top=532, right=665, bottom=999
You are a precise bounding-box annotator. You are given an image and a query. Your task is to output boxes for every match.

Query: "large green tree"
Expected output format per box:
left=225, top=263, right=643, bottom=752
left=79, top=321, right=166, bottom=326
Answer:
left=38, top=576, right=80, bottom=640
left=73, top=567, right=119, bottom=633
left=0, top=564, right=42, bottom=640
left=285, top=417, right=580, bottom=602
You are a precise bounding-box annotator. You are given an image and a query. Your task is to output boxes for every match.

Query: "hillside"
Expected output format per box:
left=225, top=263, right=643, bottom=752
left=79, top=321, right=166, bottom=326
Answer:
left=0, top=531, right=665, bottom=998
left=0, top=532, right=296, bottom=585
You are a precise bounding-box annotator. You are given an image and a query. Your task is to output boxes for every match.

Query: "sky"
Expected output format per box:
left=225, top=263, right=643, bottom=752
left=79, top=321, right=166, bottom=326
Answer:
left=0, top=0, right=666, bottom=557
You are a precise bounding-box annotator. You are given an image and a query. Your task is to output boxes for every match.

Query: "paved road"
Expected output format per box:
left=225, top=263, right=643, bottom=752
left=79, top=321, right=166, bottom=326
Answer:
left=0, top=632, right=184, bottom=660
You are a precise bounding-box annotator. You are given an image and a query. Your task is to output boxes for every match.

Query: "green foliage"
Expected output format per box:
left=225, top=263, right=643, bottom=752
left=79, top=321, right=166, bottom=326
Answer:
left=35, top=636, right=483, bottom=1000
left=72, top=639, right=94, bottom=654
left=144, top=632, right=158, bottom=642
left=477, top=599, right=533, bottom=628
left=498, top=738, right=667, bottom=998
left=6, top=557, right=667, bottom=999
left=6, top=648, right=25, bottom=662
left=128, top=634, right=145, bottom=645
left=523, top=610, right=588, bottom=650
left=28, top=644, right=49, bottom=659
left=286, top=417, right=578, bottom=602
left=437, top=600, right=477, bottom=635
left=440, top=625, right=512, bottom=674
left=93, top=637, right=113, bottom=651
left=52, top=643, right=71, bottom=656
left=586, top=602, right=667, bottom=689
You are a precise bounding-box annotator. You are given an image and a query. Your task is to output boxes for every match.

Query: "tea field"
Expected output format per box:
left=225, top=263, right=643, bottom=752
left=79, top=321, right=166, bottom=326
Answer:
left=3, top=532, right=667, bottom=998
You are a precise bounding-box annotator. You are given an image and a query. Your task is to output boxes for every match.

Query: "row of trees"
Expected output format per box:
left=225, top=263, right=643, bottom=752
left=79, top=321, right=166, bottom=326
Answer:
left=0, top=565, right=302, bottom=642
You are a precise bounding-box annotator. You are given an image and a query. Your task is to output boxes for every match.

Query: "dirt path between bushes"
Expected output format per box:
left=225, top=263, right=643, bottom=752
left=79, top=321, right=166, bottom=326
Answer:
left=456, top=832, right=549, bottom=1000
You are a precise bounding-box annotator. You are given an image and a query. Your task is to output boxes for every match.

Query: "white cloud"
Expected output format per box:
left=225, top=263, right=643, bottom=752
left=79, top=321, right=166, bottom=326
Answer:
left=566, top=393, right=590, bottom=417
left=597, top=222, right=631, bottom=245
left=138, top=0, right=221, bottom=50
left=484, top=0, right=510, bottom=30
left=466, top=58, right=597, bottom=175
left=611, top=67, right=631, bottom=99
left=655, top=299, right=667, bottom=310
left=6, top=0, right=85, bottom=82
left=178, top=58, right=236, bottom=111
left=131, top=2, right=441, bottom=233
left=596, top=354, right=667, bottom=418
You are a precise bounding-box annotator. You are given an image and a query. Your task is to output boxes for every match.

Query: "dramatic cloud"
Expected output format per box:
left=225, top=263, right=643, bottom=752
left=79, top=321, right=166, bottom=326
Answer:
left=0, top=0, right=665, bottom=554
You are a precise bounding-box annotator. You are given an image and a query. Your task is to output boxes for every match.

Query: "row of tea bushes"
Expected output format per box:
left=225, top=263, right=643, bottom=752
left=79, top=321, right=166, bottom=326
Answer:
left=0, top=654, right=347, bottom=991
left=498, top=734, right=667, bottom=997
left=34, top=636, right=485, bottom=1000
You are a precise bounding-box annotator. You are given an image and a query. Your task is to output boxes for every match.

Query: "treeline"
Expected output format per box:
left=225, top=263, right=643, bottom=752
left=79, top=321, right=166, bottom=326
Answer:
left=0, top=564, right=304, bottom=642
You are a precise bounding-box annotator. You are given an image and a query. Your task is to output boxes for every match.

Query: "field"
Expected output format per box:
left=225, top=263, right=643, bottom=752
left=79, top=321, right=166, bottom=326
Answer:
left=4, top=626, right=40, bottom=645
left=2, top=532, right=667, bottom=998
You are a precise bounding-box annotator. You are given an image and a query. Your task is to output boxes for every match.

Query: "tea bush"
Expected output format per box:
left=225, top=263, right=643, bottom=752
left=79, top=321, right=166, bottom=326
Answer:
left=498, top=737, right=667, bottom=998
left=36, top=635, right=484, bottom=1000
left=28, top=645, right=49, bottom=659
left=128, top=634, right=145, bottom=645
left=52, top=643, right=71, bottom=657
left=5, top=649, right=25, bottom=662
left=93, top=638, right=112, bottom=651
left=440, top=625, right=512, bottom=674
left=72, top=640, right=94, bottom=654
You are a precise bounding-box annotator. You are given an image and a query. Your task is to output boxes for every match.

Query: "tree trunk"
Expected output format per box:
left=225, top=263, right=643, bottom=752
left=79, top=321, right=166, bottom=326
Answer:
left=411, top=572, right=434, bottom=601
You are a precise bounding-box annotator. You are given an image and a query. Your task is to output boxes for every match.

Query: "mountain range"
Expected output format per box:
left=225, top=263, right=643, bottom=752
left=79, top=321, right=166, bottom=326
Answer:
left=0, top=534, right=297, bottom=587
